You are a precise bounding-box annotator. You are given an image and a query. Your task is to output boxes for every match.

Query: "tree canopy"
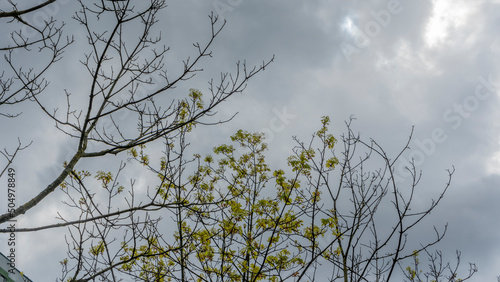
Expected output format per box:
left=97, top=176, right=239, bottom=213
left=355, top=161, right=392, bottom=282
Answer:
left=0, top=1, right=478, bottom=281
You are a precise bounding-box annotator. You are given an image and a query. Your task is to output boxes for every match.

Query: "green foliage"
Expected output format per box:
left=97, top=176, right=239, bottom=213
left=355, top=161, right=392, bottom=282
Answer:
left=115, top=116, right=470, bottom=282
left=89, top=241, right=106, bottom=256
left=177, top=88, right=205, bottom=131
left=120, top=237, right=171, bottom=281
left=119, top=118, right=343, bottom=281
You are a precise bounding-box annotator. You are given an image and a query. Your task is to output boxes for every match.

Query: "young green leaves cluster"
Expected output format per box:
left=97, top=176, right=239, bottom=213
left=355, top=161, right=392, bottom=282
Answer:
left=179, top=88, right=206, bottom=131
left=113, top=116, right=471, bottom=282
left=119, top=118, right=346, bottom=281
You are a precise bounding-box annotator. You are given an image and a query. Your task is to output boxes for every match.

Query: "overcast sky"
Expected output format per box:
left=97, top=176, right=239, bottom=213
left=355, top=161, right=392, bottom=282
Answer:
left=1, top=0, right=500, bottom=280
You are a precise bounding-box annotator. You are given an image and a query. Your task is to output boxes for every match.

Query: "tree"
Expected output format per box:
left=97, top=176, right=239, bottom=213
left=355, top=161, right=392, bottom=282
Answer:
left=52, top=116, right=474, bottom=281
left=0, top=1, right=477, bottom=281
left=0, top=0, right=272, bottom=224
left=1, top=0, right=72, bottom=178
left=0, top=0, right=72, bottom=117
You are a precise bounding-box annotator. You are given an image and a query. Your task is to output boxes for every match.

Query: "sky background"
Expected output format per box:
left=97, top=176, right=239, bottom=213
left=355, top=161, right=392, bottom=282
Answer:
left=1, top=0, right=500, bottom=280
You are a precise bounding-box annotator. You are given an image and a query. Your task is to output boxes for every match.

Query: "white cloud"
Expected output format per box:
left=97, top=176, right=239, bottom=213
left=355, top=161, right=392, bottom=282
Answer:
left=342, top=16, right=356, bottom=36
left=424, top=0, right=478, bottom=48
